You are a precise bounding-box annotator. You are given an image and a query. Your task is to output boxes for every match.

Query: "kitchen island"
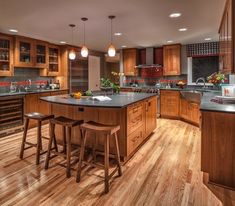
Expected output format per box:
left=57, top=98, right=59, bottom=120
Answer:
left=41, top=93, right=157, bottom=161
left=200, top=92, right=235, bottom=190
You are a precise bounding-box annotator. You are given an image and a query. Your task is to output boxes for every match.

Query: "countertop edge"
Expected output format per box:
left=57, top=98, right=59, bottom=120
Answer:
left=40, top=93, right=157, bottom=108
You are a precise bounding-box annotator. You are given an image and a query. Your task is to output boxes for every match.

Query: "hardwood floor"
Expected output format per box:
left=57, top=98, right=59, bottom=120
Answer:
left=0, top=119, right=234, bottom=206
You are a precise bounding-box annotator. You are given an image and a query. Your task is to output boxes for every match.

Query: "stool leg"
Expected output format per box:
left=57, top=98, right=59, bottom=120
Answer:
left=114, top=132, right=122, bottom=176
left=104, top=134, right=110, bottom=193
left=45, top=122, right=54, bottom=169
left=66, top=127, right=72, bottom=178
left=19, top=118, right=29, bottom=159
left=36, top=120, right=42, bottom=165
left=62, top=126, right=66, bottom=154
left=53, top=135, right=58, bottom=152
left=92, top=133, right=98, bottom=162
left=76, top=130, right=87, bottom=183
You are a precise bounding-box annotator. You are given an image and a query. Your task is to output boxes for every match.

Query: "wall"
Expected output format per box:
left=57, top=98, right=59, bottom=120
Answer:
left=0, top=68, right=54, bottom=93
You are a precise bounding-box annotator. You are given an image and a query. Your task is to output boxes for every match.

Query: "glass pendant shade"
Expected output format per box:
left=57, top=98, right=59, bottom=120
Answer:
left=108, top=44, right=116, bottom=57
left=81, top=46, right=89, bottom=57
left=69, top=50, right=76, bottom=60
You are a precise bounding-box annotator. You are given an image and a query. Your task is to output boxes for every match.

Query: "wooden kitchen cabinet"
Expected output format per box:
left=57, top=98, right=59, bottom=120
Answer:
left=145, top=97, right=157, bottom=137
left=154, top=47, right=163, bottom=66
left=14, top=36, right=35, bottom=67
left=160, top=90, right=180, bottom=118
left=15, top=36, right=60, bottom=76
left=139, top=48, right=146, bottom=65
left=47, top=44, right=60, bottom=76
left=0, top=34, right=14, bottom=76
left=35, top=40, right=48, bottom=69
left=219, top=0, right=234, bottom=73
left=38, top=92, right=51, bottom=115
left=24, top=93, right=39, bottom=128
left=201, top=111, right=235, bottom=189
left=180, top=98, right=200, bottom=125
left=163, top=44, right=181, bottom=76
left=123, top=48, right=138, bottom=76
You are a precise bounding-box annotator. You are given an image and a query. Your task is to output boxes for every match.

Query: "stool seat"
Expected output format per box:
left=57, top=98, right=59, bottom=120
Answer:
left=81, top=121, right=120, bottom=135
left=51, top=116, right=83, bottom=127
left=25, top=112, right=54, bottom=121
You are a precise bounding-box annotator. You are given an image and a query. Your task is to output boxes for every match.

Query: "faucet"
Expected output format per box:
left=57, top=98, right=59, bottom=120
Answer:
left=25, top=79, right=32, bottom=91
left=196, top=77, right=206, bottom=88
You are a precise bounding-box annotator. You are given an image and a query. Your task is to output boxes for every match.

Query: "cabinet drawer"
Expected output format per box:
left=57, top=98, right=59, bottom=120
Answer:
left=127, top=125, right=144, bottom=155
left=127, top=102, right=144, bottom=135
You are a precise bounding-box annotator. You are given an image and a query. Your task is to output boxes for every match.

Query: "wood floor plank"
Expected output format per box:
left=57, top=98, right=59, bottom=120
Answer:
left=0, top=119, right=234, bottom=205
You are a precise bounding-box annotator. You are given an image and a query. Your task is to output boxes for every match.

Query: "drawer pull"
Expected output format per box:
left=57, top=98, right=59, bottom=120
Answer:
left=78, top=107, right=84, bottom=112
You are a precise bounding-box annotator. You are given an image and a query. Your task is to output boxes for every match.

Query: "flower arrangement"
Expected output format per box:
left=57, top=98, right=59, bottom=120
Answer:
left=207, top=72, right=226, bottom=86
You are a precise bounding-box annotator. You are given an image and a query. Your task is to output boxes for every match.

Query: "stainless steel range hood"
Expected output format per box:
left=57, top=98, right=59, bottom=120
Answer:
left=135, top=47, right=162, bottom=68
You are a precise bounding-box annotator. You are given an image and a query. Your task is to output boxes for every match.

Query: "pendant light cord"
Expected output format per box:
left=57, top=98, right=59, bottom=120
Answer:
left=110, top=18, right=113, bottom=44
left=83, top=21, right=86, bottom=45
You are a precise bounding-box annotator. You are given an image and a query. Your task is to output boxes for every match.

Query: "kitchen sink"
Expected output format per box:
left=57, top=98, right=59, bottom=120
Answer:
left=180, top=90, right=203, bottom=103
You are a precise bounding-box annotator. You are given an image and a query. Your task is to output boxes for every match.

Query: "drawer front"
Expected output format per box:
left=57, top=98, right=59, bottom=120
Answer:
left=127, top=102, right=144, bottom=135
left=127, top=125, right=144, bottom=155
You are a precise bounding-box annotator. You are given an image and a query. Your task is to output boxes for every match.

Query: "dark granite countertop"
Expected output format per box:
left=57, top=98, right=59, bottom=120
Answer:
left=0, top=89, right=68, bottom=97
left=200, top=91, right=235, bottom=113
left=40, top=92, right=157, bottom=108
left=121, top=86, right=219, bottom=92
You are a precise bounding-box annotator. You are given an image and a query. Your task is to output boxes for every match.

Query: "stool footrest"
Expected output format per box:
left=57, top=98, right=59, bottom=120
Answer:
left=24, top=145, right=33, bottom=150
left=41, top=136, right=50, bottom=140
left=25, top=142, right=37, bottom=147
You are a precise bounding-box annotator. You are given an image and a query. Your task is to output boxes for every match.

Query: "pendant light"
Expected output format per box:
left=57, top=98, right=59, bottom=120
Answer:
left=81, top=17, right=89, bottom=58
left=107, top=15, right=116, bottom=57
left=68, top=24, right=76, bottom=60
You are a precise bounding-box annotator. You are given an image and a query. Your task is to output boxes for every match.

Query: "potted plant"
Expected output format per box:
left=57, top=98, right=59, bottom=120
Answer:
left=207, top=72, right=227, bottom=89
left=100, top=78, right=120, bottom=94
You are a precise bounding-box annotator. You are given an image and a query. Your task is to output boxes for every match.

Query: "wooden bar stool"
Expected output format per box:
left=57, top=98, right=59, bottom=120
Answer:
left=45, top=116, right=83, bottom=178
left=19, top=112, right=56, bottom=165
left=76, top=121, right=122, bottom=194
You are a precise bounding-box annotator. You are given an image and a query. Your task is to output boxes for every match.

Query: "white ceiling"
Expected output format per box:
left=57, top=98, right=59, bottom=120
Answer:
left=0, top=0, right=225, bottom=52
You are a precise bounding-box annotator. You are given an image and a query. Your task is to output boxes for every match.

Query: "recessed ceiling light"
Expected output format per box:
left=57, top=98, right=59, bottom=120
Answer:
left=167, top=40, right=173, bottom=43
left=121, top=45, right=127, bottom=48
left=205, top=38, right=212, bottom=41
left=114, top=32, right=122, bottom=36
left=169, top=13, right=181, bottom=18
left=9, top=29, right=18, bottom=33
left=179, top=28, right=187, bottom=32
left=60, top=41, right=67, bottom=44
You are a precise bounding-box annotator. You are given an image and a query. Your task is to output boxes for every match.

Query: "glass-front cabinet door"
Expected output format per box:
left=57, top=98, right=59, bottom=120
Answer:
left=35, top=41, right=48, bottom=68
left=0, top=34, right=13, bottom=76
left=14, top=36, right=35, bottom=67
left=48, top=45, right=60, bottom=76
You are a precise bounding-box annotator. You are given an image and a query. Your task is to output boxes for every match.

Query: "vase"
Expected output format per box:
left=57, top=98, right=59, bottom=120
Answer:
left=213, top=84, right=221, bottom=90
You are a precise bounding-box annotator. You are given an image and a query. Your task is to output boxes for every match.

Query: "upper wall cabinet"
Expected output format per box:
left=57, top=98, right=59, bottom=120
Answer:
left=14, top=36, right=35, bottom=67
left=14, top=36, right=61, bottom=76
left=48, top=44, right=60, bottom=76
left=219, top=0, right=234, bottom=73
left=163, top=44, right=181, bottom=76
left=154, top=47, right=163, bottom=66
left=123, top=48, right=138, bottom=76
left=35, top=40, right=48, bottom=69
left=0, top=34, right=14, bottom=76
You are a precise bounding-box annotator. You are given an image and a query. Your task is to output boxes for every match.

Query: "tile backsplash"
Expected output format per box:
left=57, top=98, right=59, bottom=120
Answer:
left=123, top=74, right=187, bottom=87
left=0, top=68, right=55, bottom=93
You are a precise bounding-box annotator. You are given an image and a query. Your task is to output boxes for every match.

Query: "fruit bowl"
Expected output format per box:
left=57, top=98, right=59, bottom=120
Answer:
left=70, top=92, right=82, bottom=99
